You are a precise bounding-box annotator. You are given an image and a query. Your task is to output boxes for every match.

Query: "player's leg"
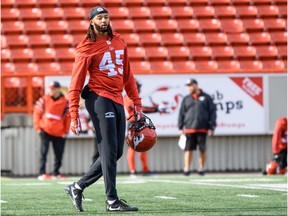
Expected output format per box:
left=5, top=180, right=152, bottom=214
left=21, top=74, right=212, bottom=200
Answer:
left=92, top=138, right=99, bottom=164
left=51, top=136, right=66, bottom=177
left=139, top=152, right=149, bottom=174
left=183, top=133, right=197, bottom=176
left=198, top=133, right=208, bottom=175
left=38, top=131, right=51, bottom=180
left=127, top=148, right=136, bottom=175
left=277, top=148, right=287, bottom=174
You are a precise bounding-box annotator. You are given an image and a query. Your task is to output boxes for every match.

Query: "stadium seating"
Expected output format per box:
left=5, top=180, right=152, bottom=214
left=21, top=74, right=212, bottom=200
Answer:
left=28, top=34, right=51, bottom=47
left=121, top=33, right=140, bottom=46
left=139, top=33, right=162, bottom=46
left=50, top=34, right=74, bottom=47
left=127, top=47, right=146, bottom=60
left=150, top=61, right=174, bottom=74
left=172, top=60, right=196, bottom=73
left=6, top=35, right=29, bottom=48
left=130, top=61, right=151, bottom=74
left=128, top=7, right=151, bottom=19
left=2, top=8, right=20, bottom=21
left=183, top=32, right=206, bottom=45
left=161, top=33, right=184, bottom=46
left=171, top=6, right=194, bottom=18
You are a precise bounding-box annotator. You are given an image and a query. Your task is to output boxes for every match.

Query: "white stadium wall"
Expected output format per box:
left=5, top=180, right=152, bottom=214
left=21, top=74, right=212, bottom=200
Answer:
left=1, top=73, right=286, bottom=176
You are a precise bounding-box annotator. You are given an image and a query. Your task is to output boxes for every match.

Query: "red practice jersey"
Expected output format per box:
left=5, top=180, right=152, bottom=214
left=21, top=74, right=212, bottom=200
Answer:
left=69, top=33, right=141, bottom=119
left=272, top=117, right=288, bottom=154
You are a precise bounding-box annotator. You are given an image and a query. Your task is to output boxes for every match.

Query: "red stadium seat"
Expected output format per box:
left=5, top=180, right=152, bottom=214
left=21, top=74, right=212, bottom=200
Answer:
left=145, top=47, right=168, bottom=60
left=139, top=33, right=162, bottom=46
left=58, top=0, right=79, bottom=7
left=251, top=0, right=272, bottom=5
left=1, top=49, right=11, bottom=63
left=155, top=19, right=178, bottom=32
left=199, top=19, right=221, bottom=32
left=6, top=35, right=29, bottom=48
left=2, top=8, right=20, bottom=21
left=227, top=33, right=250, bottom=45
left=14, top=62, right=38, bottom=73
left=161, top=33, right=184, bottom=46
left=55, top=47, right=75, bottom=61
left=273, top=0, right=287, bottom=5
left=128, top=7, right=151, bottom=19
left=239, top=60, right=263, bottom=71
left=72, top=34, right=85, bottom=46
left=166, top=0, right=187, bottom=5
left=233, top=45, right=257, bottom=59
left=249, top=32, right=271, bottom=45
left=270, top=32, right=287, bottom=45
left=79, top=0, right=101, bottom=7
left=183, top=32, right=206, bottom=45
left=1, top=0, right=15, bottom=8
left=123, top=0, right=144, bottom=6
left=188, top=0, right=209, bottom=5
left=67, top=20, right=89, bottom=34
left=145, top=0, right=166, bottom=6
left=37, top=62, right=61, bottom=73
left=63, top=7, right=86, bottom=20
left=257, top=5, right=279, bottom=18
left=150, top=6, right=173, bottom=19
left=221, top=19, right=244, bottom=33
left=1, top=35, right=7, bottom=49
left=261, top=60, right=285, bottom=71
left=177, top=19, right=200, bottom=32
left=214, top=5, right=237, bottom=18
left=205, top=32, right=228, bottom=45
left=37, top=0, right=58, bottom=8
left=130, top=61, right=151, bottom=74
left=107, top=7, right=129, bottom=19
left=193, top=6, right=215, bottom=18
left=189, top=46, right=212, bottom=59
left=217, top=60, right=241, bottom=72
left=10, top=48, right=33, bottom=62
left=121, top=33, right=140, bottom=46
left=173, top=60, right=196, bottom=73
left=50, top=34, right=74, bottom=47
left=46, top=20, right=69, bottom=34
left=212, top=46, right=234, bottom=59
left=28, top=34, right=51, bottom=47
left=167, top=46, right=190, bottom=60
left=41, top=8, right=64, bottom=20
left=110, top=20, right=134, bottom=33
left=23, top=21, right=46, bottom=34
left=19, top=8, right=42, bottom=20
left=59, top=62, right=73, bottom=73
left=33, top=47, right=56, bottom=62
left=276, top=45, right=287, bottom=59
left=171, top=6, right=193, bottom=18
left=242, top=18, right=265, bottom=32
left=127, top=47, right=146, bottom=60
left=1, top=62, right=15, bottom=73
left=231, top=0, right=251, bottom=5
left=15, top=0, right=37, bottom=8
left=101, top=0, right=123, bottom=6
left=150, top=61, right=174, bottom=74
left=255, top=45, right=278, bottom=59
left=278, top=5, right=287, bottom=17
left=133, top=20, right=156, bottom=32
left=236, top=5, right=258, bottom=18
left=2, top=21, right=24, bottom=35
left=210, top=0, right=231, bottom=4
left=194, top=60, right=218, bottom=71
left=263, top=18, right=286, bottom=31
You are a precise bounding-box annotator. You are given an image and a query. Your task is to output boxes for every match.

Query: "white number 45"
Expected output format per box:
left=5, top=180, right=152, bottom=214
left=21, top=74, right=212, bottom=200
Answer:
left=99, top=50, right=124, bottom=76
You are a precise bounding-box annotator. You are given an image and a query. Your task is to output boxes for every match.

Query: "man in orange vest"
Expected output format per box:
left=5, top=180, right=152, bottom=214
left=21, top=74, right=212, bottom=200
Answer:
left=33, top=81, right=70, bottom=180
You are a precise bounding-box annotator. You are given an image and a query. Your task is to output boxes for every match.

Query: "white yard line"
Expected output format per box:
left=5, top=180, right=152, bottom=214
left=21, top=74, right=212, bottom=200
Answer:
left=0, top=200, right=8, bottom=203
left=237, top=194, right=259, bottom=198
left=155, top=196, right=176, bottom=200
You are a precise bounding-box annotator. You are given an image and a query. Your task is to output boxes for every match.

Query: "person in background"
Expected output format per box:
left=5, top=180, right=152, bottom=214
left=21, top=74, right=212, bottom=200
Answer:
left=178, top=78, right=217, bottom=176
left=124, top=80, right=159, bottom=177
left=264, top=117, right=287, bottom=175
left=33, top=81, right=70, bottom=180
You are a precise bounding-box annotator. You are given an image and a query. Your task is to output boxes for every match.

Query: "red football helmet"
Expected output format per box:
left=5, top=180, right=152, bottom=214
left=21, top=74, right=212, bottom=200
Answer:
left=266, top=160, right=287, bottom=175
left=126, top=114, right=157, bottom=152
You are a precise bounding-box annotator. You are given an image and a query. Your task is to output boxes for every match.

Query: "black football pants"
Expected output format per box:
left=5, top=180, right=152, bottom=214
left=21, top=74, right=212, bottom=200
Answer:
left=39, top=131, right=66, bottom=176
left=78, top=92, right=126, bottom=201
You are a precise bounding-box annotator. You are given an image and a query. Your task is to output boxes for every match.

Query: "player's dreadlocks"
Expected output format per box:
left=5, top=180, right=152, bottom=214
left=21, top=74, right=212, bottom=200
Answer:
left=86, top=24, right=114, bottom=42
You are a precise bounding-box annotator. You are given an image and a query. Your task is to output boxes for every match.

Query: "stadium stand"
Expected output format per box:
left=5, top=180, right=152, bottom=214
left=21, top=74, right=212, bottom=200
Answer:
left=1, top=0, right=287, bottom=115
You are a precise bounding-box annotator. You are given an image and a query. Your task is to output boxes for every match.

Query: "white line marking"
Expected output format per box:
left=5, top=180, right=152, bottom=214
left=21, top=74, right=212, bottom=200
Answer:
left=248, top=184, right=287, bottom=190
left=237, top=194, right=259, bottom=198
left=5, top=183, right=51, bottom=186
left=83, top=198, right=93, bottom=202
left=191, top=178, right=282, bottom=183
left=155, top=196, right=176, bottom=200
left=0, top=200, right=7, bottom=203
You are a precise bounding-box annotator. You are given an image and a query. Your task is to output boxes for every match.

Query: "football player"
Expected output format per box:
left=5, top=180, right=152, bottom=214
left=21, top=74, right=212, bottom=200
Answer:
left=65, top=6, right=141, bottom=212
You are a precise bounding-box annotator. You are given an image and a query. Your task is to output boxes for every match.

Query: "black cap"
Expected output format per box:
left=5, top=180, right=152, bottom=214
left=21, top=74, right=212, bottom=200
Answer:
left=89, top=6, right=109, bottom=20
left=49, top=81, right=61, bottom=89
left=185, top=79, right=198, bottom=86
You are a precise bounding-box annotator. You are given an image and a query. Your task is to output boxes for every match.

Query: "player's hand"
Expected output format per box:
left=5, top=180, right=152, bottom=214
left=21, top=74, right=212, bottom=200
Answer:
left=134, top=105, right=143, bottom=121
left=179, top=130, right=184, bottom=135
left=70, top=118, right=82, bottom=135
left=208, top=130, right=214, bottom=136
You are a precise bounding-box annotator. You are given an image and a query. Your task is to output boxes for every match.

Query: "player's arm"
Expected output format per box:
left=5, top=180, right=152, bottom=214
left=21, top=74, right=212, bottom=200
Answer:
left=33, top=97, right=44, bottom=133
left=68, top=54, right=91, bottom=134
left=178, top=98, right=185, bottom=132
left=272, top=119, right=283, bottom=154
left=63, top=101, right=71, bottom=135
left=208, top=95, right=217, bottom=131
left=142, top=106, right=158, bottom=113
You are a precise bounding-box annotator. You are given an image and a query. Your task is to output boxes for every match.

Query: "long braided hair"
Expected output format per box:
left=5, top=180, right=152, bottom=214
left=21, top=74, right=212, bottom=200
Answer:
left=86, top=24, right=114, bottom=42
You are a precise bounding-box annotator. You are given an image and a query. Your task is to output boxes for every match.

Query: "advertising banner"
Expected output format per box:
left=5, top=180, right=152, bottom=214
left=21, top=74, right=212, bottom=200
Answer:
left=45, top=75, right=265, bottom=136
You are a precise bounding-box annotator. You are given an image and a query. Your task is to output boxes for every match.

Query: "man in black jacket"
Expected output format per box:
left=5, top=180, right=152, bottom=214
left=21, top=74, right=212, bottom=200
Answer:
left=178, top=78, right=217, bottom=176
